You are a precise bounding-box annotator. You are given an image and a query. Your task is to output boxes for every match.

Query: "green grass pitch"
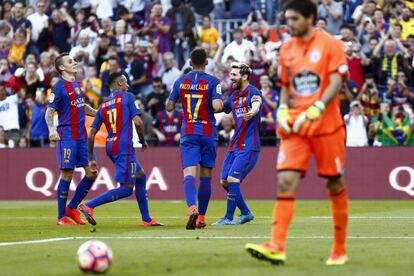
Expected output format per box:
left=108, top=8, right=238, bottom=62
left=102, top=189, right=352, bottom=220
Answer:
left=0, top=200, right=413, bottom=275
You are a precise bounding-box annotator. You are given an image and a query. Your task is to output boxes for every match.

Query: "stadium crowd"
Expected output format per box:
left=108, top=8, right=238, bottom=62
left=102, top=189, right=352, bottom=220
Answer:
left=0, top=0, right=414, bottom=148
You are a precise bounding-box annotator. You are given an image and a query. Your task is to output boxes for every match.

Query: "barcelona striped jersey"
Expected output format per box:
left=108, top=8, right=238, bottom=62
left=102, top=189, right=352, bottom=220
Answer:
left=169, top=71, right=222, bottom=138
left=91, top=91, right=141, bottom=156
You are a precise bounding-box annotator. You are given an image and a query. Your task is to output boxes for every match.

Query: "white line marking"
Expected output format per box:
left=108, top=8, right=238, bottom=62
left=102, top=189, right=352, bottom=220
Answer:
left=1, top=236, right=414, bottom=247
left=311, top=216, right=414, bottom=219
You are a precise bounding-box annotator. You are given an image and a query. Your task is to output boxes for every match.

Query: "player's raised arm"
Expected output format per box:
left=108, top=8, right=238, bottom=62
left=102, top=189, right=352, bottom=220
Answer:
left=132, top=115, right=148, bottom=152
left=243, top=94, right=262, bottom=121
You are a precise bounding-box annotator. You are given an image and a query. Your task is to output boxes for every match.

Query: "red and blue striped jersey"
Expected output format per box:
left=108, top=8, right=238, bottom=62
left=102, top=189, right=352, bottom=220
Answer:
left=169, top=71, right=222, bottom=138
left=153, top=110, right=183, bottom=146
left=224, top=84, right=262, bottom=152
left=91, top=91, right=141, bottom=156
left=48, top=78, right=87, bottom=141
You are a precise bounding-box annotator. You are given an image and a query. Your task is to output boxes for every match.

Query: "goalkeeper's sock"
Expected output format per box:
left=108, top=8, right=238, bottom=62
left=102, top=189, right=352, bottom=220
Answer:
left=329, top=188, right=349, bottom=254
left=183, top=175, right=197, bottom=207
left=86, top=185, right=133, bottom=209
left=135, top=175, right=151, bottom=223
left=224, top=183, right=241, bottom=221
left=271, top=194, right=296, bottom=251
left=198, top=177, right=211, bottom=216
left=57, top=179, right=71, bottom=218
left=68, top=176, right=94, bottom=209
left=237, top=191, right=251, bottom=215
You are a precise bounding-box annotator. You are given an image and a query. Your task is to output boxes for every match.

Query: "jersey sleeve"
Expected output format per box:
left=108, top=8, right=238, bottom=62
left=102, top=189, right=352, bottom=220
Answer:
left=168, top=79, right=180, bottom=102
left=211, top=79, right=223, bottom=100
left=91, top=107, right=103, bottom=130
left=48, top=84, right=61, bottom=110
left=327, top=38, right=349, bottom=77
left=277, top=46, right=289, bottom=88
left=128, top=93, right=141, bottom=118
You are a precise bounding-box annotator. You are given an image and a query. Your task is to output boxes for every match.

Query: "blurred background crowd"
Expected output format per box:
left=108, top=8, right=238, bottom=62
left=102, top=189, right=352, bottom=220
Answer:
left=0, top=0, right=414, bottom=148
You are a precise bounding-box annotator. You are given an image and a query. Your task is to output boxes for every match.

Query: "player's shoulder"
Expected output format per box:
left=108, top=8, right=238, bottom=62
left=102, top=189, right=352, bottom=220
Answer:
left=248, top=85, right=262, bottom=95
left=317, top=29, right=343, bottom=47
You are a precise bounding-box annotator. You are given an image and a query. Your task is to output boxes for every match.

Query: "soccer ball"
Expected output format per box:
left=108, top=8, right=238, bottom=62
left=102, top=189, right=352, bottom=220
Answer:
left=76, top=240, right=113, bottom=274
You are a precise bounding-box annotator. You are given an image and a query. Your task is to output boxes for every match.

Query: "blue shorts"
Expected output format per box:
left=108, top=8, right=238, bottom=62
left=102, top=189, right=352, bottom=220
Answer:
left=220, top=150, right=260, bottom=181
left=109, top=154, right=143, bottom=185
left=180, top=135, right=217, bottom=169
left=56, top=140, right=95, bottom=170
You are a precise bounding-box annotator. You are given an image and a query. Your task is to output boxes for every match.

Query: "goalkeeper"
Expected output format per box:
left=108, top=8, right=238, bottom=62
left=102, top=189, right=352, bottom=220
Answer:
left=246, top=0, right=350, bottom=266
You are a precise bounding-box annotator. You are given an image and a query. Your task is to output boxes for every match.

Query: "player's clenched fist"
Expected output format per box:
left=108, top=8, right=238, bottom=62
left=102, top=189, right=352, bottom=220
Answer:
left=277, top=104, right=292, bottom=135
left=293, top=101, right=325, bottom=136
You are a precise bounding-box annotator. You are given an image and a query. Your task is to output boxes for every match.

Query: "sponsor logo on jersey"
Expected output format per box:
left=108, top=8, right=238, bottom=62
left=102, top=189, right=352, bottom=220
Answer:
left=292, top=70, right=320, bottom=96
left=71, top=97, right=86, bottom=107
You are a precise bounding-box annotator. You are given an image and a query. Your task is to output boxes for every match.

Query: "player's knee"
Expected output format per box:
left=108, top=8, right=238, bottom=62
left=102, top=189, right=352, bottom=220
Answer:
left=61, top=169, right=73, bottom=181
left=227, top=176, right=240, bottom=183
left=326, top=175, right=344, bottom=193
left=277, top=174, right=297, bottom=194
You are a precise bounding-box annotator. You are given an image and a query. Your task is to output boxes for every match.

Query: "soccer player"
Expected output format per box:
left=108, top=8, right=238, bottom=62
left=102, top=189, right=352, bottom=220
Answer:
left=46, top=53, right=98, bottom=225
left=246, top=0, right=350, bottom=266
left=166, top=48, right=223, bottom=229
left=213, top=63, right=262, bottom=225
left=78, top=72, right=163, bottom=227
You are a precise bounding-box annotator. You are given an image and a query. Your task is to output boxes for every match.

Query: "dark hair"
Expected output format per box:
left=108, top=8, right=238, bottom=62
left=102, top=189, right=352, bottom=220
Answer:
left=190, top=48, right=207, bottom=67
left=117, top=5, right=129, bottom=17
left=153, top=77, right=162, bottom=83
left=107, top=55, right=120, bottom=65
left=284, top=0, right=317, bottom=25
left=317, top=17, right=327, bottom=24
left=407, top=34, right=414, bottom=40
left=108, top=72, right=124, bottom=87
left=183, top=67, right=193, bottom=74
left=231, top=63, right=252, bottom=80
left=202, top=15, right=211, bottom=21
left=54, top=52, right=70, bottom=74
left=340, top=23, right=354, bottom=32
left=233, top=28, right=243, bottom=34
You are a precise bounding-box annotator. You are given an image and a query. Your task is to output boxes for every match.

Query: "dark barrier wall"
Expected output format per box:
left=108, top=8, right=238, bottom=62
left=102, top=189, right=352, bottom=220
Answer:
left=1, top=147, right=414, bottom=200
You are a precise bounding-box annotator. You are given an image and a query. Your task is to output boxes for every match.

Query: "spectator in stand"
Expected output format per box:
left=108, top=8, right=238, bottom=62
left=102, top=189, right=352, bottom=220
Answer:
left=98, top=45, right=119, bottom=74
left=229, top=0, right=251, bottom=19
left=146, top=77, right=168, bottom=118
left=316, top=17, right=328, bottom=31
left=134, top=97, right=157, bottom=146
left=357, top=19, right=379, bottom=54
left=0, top=82, right=20, bottom=147
left=362, top=36, right=379, bottom=75
left=214, top=68, right=231, bottom=100
left=218, top=114, right=234, bottom=147
left=260, top=74, right=277, bottom=144
left=39, top=51, right=54, bottom=90
left=8, top=28, right=30, bottom=68
left=134, top=39, right=159, bottom=99
left=0, top=36, right=10, bottom=59
left=117, top=5, right=145, bottom=35
left=94, top=33, right=112, bottom=73
left=221, top=28, right=255, bottom=64
left=101, top=55, right=130, bottom=97
left=26, top=89, right=48, bottom=147
left=352, top=0, right=376, bottom=26
left=373, top=8, right=389, bottom=33
left=1, top=1, right=13, bottom=21
left=18, top=135, right=28, bottom=148
left=121, top=41, right=146, bottom=97
left=345, top=39, right=364, bottom=90
left=407, top=35, right=414, bottom=87
left=18, top=61, right=43, bottom=97
left=69, top=31, right=97, bottom=65
left=8, top=2, right=31, bottom=32
left=343, top=0, right=362, bottom=24
left=114, top=19, right=133, bottom=55
left=0, top=125, right=7, bottom=148
left=339, top=24, right=355, bottom=42
left=317, top=0, right=343, bottom=35
left=198, top=15, right=220, bottom=48
left=82, top=64, right=102, bottom=109
left=159, top=51, right=181, bottom=92
left=100, top=17, right=114, bottom=38
left=245, top=47, right=269, bottom=89
left=344, top=100, right=369, bottom=147
left=0, top=57, right=21, bottom=94
left=400, top=7, right=414, bottom=41
left=357, top=74, right=381, bottom=119
left=240, top=11, right=269, bottom=46
left=386, top=71, right=414, bottom=109
left=153, top=101, right=183, bottom=146
left=373, top=37, right=410, bottom=89
left=50, top=9, right=74, bottom=53
left=141, top=3, right=171, bottom=55
left=166, top=0, right=196, bottom=68
left=27, top=0, right=49, bottom=53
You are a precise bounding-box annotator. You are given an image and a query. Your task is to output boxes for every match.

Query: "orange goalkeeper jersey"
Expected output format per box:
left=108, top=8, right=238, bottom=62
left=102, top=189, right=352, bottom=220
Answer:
left=278, top=29, right=348, bottom=135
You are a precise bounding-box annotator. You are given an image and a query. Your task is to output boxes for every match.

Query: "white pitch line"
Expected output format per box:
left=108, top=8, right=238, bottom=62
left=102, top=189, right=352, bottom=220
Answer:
left=311, top=216, right=414, bottom=219
left=1, top=236, right=414, bottom=247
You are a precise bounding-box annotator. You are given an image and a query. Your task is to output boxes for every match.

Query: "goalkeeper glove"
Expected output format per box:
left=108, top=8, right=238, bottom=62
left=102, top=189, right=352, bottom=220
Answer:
left=293, top=101, right=325, bottom=136
left=277, top=104, right=292, bottom=135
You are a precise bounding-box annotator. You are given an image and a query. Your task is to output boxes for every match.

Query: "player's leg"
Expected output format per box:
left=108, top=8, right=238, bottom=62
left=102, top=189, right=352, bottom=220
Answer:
left=68, top=140, right=97, bottom=210
left=55, top=140, right=77, bottom=225
left=78, top=154, right=133, bottom=225
left=195, top=137, right=217, bottom=228
left=312, top=128, right=348, bottom=265
left=246, top=135, right=310, bottom=264
left=133, top=165, right=164, bottom=227
left=180, top=136, right=201, bottom=229
left=235, top=151, right=260, bottom=225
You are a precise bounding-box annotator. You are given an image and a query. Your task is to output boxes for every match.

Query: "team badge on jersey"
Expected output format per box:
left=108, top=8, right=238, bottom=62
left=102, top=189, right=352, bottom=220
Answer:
left=310, top=49, right=321, bottom=63
left=49, top=93, right=55, bottom=103
left=75, top=87, right=82, bottom=95
left=216, top=84, right=222, bottom=95
left=292, top=70, right=320, bottom=96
